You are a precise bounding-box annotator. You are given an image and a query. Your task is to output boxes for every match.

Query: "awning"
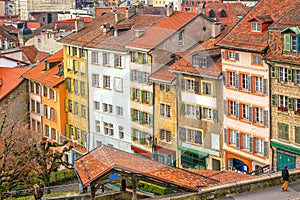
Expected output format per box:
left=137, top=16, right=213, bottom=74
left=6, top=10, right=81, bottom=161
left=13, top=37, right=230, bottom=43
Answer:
left=155, top=146, right=176, bottom=155
left=271, top=141, right=300, bottom=155
left=131, top=146, right=153, bottom=158
left=178, top=146, right=208, bottom=158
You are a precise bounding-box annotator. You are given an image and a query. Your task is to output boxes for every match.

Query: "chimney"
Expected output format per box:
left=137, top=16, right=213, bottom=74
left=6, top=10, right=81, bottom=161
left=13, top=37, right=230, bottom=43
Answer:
left=114, top=28, right=118, bottom=37
left=45, top=61, right=50, bottom=70
left=136, top=2, right=145, bottom=14
left=102, top=22, right=111, bottom=33
left=115, top=12, right=120, bottom=23
left=75, top=18, right=85, bottom=32
left=198, top=2, right=206, bottom=14
left=126, top=5, right=136, bottom=19
left=211, top=22, right=221, bottom=38
left=135, top=29, right=144, bottom=38
left=166, top=2, right=174, bottom=17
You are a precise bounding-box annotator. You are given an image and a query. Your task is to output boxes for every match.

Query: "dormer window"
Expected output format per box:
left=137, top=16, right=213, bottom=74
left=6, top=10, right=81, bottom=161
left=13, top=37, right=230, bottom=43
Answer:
left=284, top=34, right=298, bottom=52
left=193, top=55, right=207, bottom=68
left=220, top=10, right=226, bottom=18
left=209, top=10, right=215, bottom=18
left=251, top=21, right=261, bottom=32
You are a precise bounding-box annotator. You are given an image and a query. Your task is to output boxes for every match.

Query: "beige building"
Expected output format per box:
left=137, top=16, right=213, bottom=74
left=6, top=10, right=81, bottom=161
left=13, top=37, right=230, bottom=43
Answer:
left=19, top=0, right=76, bottom=20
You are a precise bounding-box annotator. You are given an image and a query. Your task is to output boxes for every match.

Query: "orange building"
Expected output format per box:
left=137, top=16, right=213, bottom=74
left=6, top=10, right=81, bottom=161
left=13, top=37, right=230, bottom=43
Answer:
left=23, top=49, right=66, bottom=143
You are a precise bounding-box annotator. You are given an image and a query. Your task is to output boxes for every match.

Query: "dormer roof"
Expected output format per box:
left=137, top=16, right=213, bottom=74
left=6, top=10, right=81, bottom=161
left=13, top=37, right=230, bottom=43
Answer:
left=280, top=26, right=300, bottom=34
left=248, top=14, right=274, bottom=24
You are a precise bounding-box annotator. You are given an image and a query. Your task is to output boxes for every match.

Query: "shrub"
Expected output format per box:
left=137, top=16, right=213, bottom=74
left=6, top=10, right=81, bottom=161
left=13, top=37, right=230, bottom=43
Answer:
left=137, top=181, right=172, bottom=196
left=50, top=169, right=77, bottom=185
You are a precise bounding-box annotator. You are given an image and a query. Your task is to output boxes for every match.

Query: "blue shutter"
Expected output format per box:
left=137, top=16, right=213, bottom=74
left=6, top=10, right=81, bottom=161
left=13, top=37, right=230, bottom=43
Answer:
left=179, top=127, right=186, bottom=141
left=297, top=35, right=300, bottom=52
left=236, top=132, right=240, bottom=149
left=249, top=106, right=253, bottom=123
left=224, top=128, right=228, bottom=144
left=235, top=52, right=239, bottom=61
left=250, top=137, right=254, bottom=153
left=236, top=103, right=240, bottom=119
left=263, top=110, right=268, bottom=127
left=222, top=71, right=226, bottom=86
left=264, top=141, right=269, bottom=158
left=248, top=76, right=252, bottom=92
left=263, top=78, right=268, bottom=95
left=236, top=73, right=240, bottom=90
left=213, top=110, right=218, bottom=122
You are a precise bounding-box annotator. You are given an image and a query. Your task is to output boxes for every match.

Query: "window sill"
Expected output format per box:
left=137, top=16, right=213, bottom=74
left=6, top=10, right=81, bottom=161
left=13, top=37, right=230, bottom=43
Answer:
left=253, top=153, right=265, bottom=159
left=240, top=119, right=251, bottom=124
left=227, top=115, right=239, bottom=121
left=225, top=86, right=238, bottom=91
left=225, top=59, right=236, bottom=62
left=253, top=123, right=265, bottom=128
left=252, top=92, right=265, bottom=97
left=239, top=89, right=251, bottom=94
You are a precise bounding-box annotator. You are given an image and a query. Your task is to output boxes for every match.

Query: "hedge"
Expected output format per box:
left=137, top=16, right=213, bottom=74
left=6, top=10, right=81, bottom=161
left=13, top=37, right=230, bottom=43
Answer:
left=50, top=169, right=77, bottom=185
left=137, top=181, right=172, bottom=195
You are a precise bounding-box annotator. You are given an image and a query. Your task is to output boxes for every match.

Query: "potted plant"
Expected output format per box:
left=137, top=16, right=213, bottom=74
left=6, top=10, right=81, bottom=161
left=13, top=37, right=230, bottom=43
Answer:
left=295, top=108, right=300, bottom=115
left=278, top=105, right=288, bottom=112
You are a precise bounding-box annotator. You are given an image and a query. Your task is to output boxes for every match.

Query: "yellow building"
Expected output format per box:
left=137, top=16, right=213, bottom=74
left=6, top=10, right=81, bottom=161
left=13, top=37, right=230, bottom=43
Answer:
left=149, top=64, right=178, bottom=167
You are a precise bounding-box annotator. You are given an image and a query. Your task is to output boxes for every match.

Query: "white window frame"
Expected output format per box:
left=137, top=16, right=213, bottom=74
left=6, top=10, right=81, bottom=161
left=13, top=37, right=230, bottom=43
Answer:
left=95, top=120, right=100, bottom=133
left=251, top=21, right=261, bottom=32
left=254, top=76, right=263, bottom=93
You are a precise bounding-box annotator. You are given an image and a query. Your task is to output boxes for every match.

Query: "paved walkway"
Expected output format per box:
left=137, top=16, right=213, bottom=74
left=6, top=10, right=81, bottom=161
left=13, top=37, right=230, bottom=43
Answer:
left=220, top=181, right=300, bottom=200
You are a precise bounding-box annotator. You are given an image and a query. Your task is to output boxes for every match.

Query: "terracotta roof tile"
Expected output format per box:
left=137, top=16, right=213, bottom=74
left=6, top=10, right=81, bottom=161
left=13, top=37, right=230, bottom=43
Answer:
left=149, top=64, right=176, bottom=83
left=0, top=25, right=18, bottom=43
left=21, top=45, right=50, bottom=64
left=216, top=0, right=300, bottom=52
left=75, top=145, right=243, bottom=190
left=22, top=49, right=64, bottom=87
left=127, top=11, right=198, bottom=50
left=27, top=21, right=41, bottom=29
left=0, top=67, right=30, bottom=100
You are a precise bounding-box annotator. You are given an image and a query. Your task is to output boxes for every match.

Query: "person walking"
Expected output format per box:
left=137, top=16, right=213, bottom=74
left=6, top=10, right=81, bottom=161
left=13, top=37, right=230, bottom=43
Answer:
left=33, top=184, right=43, bottom=200
left=281, top=166, right=289, bottom=192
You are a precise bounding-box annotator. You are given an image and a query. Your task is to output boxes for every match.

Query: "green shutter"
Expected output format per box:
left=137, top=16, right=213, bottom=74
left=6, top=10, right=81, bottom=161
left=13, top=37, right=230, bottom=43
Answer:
left=288, top=68, right=293, bottom=82
left=288, top=98, right=294, bottom=110
left=139, top=111, right=143, bottom=124
left=271, top=66, right=277, bottom=78
left=297, top=35, right=300, bottom=52
left=284, top=34, right=290, bottom=51
left=66, top=124, right=69, bottom=138
left=149, top=114, right=153, bottom=128
left=138, top=52, right=143, bottom=64
left=213, top=110, right=218, bottom=122
left=130, top=88, right=133, bottom=100
left=138, top=71, right=143, bottom=83
left=131, top=109, right=134, bottom=121
left=138, top=90, right=142, bottom=103
left=149, top=92, right=153, bottom=106
left=130, top=70, right=133, bottom=81
left=271, top=94, right=277, bottom=106
left=180, top=104, right=186, bottom=115
left=148, top=54, right=152, bottom=65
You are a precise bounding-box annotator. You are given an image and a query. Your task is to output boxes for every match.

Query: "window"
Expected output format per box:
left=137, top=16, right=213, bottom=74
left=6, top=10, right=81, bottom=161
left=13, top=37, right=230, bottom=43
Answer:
left=166, top=131, right=172, bottom=142
left=95, top=120, right=100, bottom=133
left=74, top=80, right=79, bottom=94
left=185, top=79, right=194, bottom=91
left=228, top=71, right=236, bottom=87
left=228, top=100, right=237, bottom=117
left=160, top=130, right=171, bottom=142
left=116, top=106, right=123, bottom=116
left=209, top=10, right=215, bottom=18
left=103, top=53, right=109, bottom=66
left=103, top=103, right=113, bottom=114
left=295, top=126, right=300, bottom=144
left=132, top=109, right=139, bottom=121
left=160, top=104, right=171, bottom=118
left=119, top=126, right=124, bottom=139
left=104, top=122, right=114, bottom=136
left=254, top=76, right=263, bottom=93
left=132, top=70, right=138, bottom=81
left=114, top=55, right=122, bottom=68
left=240, top=74, right=249, bottom=90
left=251, top=21, right=261, bottom=32
left=131, top=51, right=138, bottom=62
left=142, top=112, right=151, bottom=125
left=187, top=104, right=195, bottom=117
left=242, top=134, right=250, bottom=150
left=68, top=100, right=72, bottom=112
left=254, top=107, right=263, bottom=124
left=278, top=95, right=288, bottom=109
left=133, top=88, right=139, bottom=101
left=72, top=47, right=77, bottom=56
left=228, top=51, right=235, bottom=60
left=114, top=77, right=123, bottom=92
left=92, top=51, right=99, bottom=64
left=255, top=138, right=262, bottom=154
left=92, top=74, right=99, bottom=87
left=241, top=104, right=249, bottom=120
left=291, top=35, right=297, bottom=51
left=36, top=84, right=40, bottom=95
left=80, top=63, right=86, bottom=76
left=80, top=81, right=86, bottom=96
left=66, top=78, right=72, bottom=92
left=202, top=82, right=212, bottom=95
left=278, top=122, right=289, bottom=140
left=193, top=56, right=206, bottom=68
left=142, top=72, right=149, bottom=83
left=296, top=99, right=300, bottom=111
left=160, top=129, right=165, bottom=140
left=142, top=91, right=150, bottom=104
left=295, top=70, right=300, bottom=84
left=81, top=105, right=86, bottom=118
left=187, top=129, right=202, bottom=144
left=36, top=102, right=40, bottom=113
left=252, top=54, right=262, bottom=65
left=94, top=101, right=100, bottom=111
left=74, top=102, right=79, bottom=115
left=229, top=129, right=237, bottom=145
left=178, top=30, right=184, bottom=45
left=30, top=82, right=34, bottom=93
left=220, top=10, right=226, bottom=18
left=203, top=108, right=212, bottom=120
left=31, top=99, right=35, bottom=112
left=279, top=67, right=288, bottom=82
left=103, top=76, right=111, bottom=89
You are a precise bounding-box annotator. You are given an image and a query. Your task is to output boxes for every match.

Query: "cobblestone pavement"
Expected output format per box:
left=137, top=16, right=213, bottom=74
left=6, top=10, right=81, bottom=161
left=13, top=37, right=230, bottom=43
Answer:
left=220, top=181, right=300, bottom=200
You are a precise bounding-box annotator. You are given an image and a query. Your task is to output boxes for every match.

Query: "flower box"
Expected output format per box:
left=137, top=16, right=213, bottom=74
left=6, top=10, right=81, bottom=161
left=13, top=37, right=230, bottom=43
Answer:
left=278, top=106, right=288, bottom=112
left=295, top=109, right=300, bottom=115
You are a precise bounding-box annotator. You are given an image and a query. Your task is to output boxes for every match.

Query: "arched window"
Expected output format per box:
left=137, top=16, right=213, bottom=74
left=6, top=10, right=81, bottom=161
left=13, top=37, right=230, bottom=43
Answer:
left=209, top=10, right=215, bottom=18
left=220, top=9, right=226, bottom=18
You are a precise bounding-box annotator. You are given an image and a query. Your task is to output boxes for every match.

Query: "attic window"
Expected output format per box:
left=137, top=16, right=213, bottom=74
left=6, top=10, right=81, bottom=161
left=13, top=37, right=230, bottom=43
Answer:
left=209, top=10, right=215, bottom=18
left=220, top=10, right=226, bottom=18
left=283, top=33, right=299, bottom=52
left=193, top=55, right=207, bottom=68
left=251, top=21, right=261, bottom=32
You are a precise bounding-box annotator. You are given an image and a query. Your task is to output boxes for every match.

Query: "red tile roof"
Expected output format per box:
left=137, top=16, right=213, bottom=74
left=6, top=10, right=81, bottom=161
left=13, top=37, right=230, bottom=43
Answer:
left=216, top=0, right=300, bottom=52
left=0, top=25, right=18, bottom=43
left=21, top=45, right=50, bottom=64
left=27, top=21, right=41, bottom=29
left=205, top=3, right=248, bottom=26
left=126, top=11, right=199, bottom=51
left=0, top=67, right=30, bottom=100
left=149, top=63, right=176, bottom=83
left=22, top=49, right=64, bottom=87
left=95, top=7, right=127, bottom=17
left=75, top=145, right=253, bottom=190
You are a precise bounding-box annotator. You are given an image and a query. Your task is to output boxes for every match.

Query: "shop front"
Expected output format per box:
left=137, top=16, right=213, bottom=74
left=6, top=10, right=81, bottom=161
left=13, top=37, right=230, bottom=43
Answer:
left=154, top=146, right=176, bottom=166
left=178, top=146, right=208, bottom=169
